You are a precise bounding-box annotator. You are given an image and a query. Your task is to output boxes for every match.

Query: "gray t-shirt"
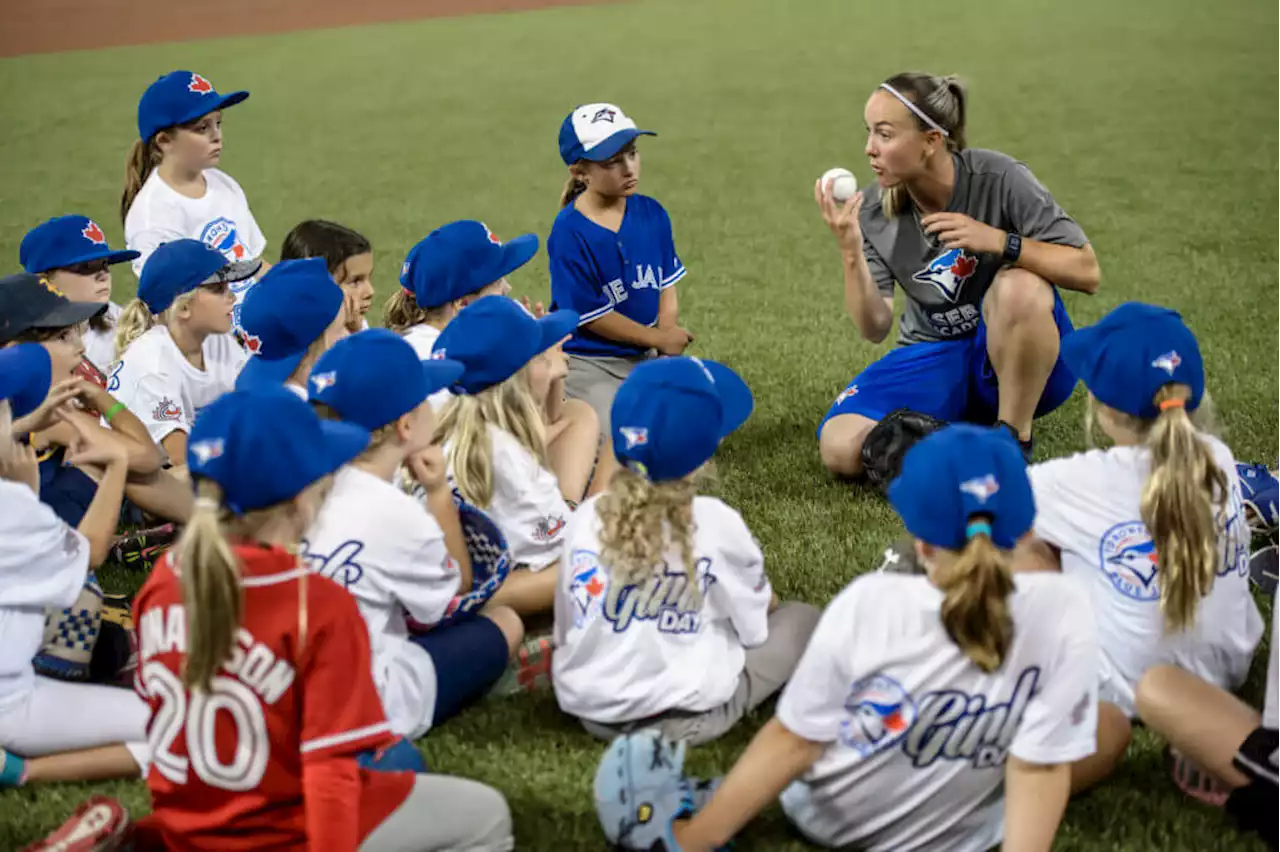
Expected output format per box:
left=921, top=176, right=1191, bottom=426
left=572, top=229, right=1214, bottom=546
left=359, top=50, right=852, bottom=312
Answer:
left=860, top=149, right=1088, bottom=344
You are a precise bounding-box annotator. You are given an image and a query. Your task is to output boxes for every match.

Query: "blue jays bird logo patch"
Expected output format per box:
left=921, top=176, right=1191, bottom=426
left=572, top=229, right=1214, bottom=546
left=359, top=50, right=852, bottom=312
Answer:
left=959, top=474, right=999, bottom=504
left=839, top=674, right=918, bottom=757
left=1151, top=351, right=1181, bottom=375
left=1099, top=521, right=1160, bottom=601
left=912, top=248, right=978, bottom=303
left=592, top=107, right=617, bottom=124
left=569, top=550, right=606, bottom=628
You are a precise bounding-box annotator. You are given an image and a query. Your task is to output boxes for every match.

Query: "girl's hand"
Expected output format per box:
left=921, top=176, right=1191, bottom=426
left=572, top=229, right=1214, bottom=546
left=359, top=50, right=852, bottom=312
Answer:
left=520, top=296, right=547, bottom=319
left=11, top=379, right=82, bottom=434
left=815, top=179, right=865, bottom=255
left=548, top=340, right=569, bottom=382
left=920, top=212, right=1005, bottom=254
left=655, top=326, right=694, bottom=356
left=63, top=416, right=129, bottom=469
left=0, top=438, right=39, bottom=494
left=407, top=445, right=449, bottom=494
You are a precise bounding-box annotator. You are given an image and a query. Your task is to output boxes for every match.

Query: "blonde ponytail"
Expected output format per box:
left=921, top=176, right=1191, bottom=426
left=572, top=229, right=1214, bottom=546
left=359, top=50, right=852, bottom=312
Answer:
left=384, top=288, right=453, bottom=334
left=1140, top=385, right=1226, bottom=633
left=121, top=138, right=160, bottom=224
left=114, top=298, right=157, bottom=362
left=879, top=71, right=968, bottom=218
left=560, top=170, right=587, bottom=208
left=598, top=466, right=700, bottom=599
left=435, top=367, right=547, bottom=508
left=176, top=480, right=243, bottom=692
left=935, top=531, right=1015, bottom=672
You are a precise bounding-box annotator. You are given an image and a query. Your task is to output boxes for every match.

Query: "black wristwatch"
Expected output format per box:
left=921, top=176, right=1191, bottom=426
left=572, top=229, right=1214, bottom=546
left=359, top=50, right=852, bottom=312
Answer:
left=1002, top=232, right=1023, bottom=263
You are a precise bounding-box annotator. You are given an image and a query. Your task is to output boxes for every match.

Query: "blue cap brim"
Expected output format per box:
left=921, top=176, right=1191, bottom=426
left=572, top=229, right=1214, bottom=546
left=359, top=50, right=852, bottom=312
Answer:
left=236, top=352, right=306, bottom=392
left=317, top=419, right=372, bottom=479
left=421, top=358, right=465, bottom=396
left=581, top=128, right=657, bottom=162
left=701, top=360, right=754, bottom=438
left=27, top=247, right=141, bottom=274
left=209, top=90, right=250, bottom=115
left=494, top=234, right=539, bottom=280
left=536, top=310, right=580, bottom=354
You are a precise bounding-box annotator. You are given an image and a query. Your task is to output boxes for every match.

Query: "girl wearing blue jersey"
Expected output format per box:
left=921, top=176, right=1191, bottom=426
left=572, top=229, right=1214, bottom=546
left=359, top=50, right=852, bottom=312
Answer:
left=550, top=103, right=695, bottom=441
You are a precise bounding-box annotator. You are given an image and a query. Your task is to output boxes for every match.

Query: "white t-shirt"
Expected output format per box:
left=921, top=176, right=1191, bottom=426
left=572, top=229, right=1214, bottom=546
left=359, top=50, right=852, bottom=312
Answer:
left=301, top=466, right=460, bottom=739
left=447, top=426, right=569, bottom=569
left=0, top=481, right=90, bottom=715
left=777, top=571, right=1098, bottom=852
left=402, top=323, right=452, bottom=411
left=552, top=495, right=772, bottom=723
left=108, top=326, right=248, bottom=452
left=84, top=302, right=122, bottom=374
left=125, top=168, right=266, bottom=275
left=1265, top=603, right=1279, bottom=731
left=1029, top=436, right=1263, bottom=717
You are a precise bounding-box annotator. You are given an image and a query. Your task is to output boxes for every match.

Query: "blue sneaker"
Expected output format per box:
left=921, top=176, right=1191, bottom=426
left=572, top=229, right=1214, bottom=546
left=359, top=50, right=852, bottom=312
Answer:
left=1237, top=463, right=1278, bottom=535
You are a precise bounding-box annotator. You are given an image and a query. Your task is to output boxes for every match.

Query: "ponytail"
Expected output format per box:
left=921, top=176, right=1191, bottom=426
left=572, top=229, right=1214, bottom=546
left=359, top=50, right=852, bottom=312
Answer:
left=598, top=466, right=700, bottom=601
left=935, top=527, right=1015, bottom=672
left=121, top=138, right=160, bottom=224
left=113, top=298, right=158, bottom=362
left=879, top=71, right=968, bottom=218
left=384, top=288, right=453, bottom=334
left=1140, top=385, right=1226, bottom=633
left=176, top=480, right=243, bottom=692
left=560, top=171, right=587, bottom=208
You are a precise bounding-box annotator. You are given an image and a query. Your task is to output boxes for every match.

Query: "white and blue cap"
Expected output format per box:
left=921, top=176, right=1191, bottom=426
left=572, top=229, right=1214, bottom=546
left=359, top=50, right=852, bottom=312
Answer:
left=432, top=295, right=579, bottom=395
left=889, top=424, right=1034, bottom=552
left=558, top=103, right=656, bottom=166
left=611, top=357, right=754, bottom=482
left=0, top=343, right=53, bottom=419
left=188, top=389, right=369, bottom=514
left=309, top=328, right=465, bottom=431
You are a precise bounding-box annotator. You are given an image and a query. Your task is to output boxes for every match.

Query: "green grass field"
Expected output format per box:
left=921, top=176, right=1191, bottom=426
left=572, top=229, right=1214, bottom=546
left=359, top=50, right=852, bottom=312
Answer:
left=1, top=0, right=1277, bottom=847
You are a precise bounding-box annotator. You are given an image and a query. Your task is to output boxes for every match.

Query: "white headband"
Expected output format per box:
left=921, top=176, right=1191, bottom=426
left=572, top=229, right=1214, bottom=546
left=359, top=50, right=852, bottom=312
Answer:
left=879, top=83, right=950, bottom=138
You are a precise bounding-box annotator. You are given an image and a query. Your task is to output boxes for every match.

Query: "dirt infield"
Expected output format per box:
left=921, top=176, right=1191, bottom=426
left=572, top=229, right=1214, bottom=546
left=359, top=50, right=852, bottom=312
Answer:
left=0, top=0, right=604, bottom=58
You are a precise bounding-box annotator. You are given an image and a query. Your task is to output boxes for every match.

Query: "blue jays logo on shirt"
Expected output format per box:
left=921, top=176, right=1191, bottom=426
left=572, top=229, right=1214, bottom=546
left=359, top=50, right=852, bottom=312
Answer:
left=200, top=217, right=247, bottom=262
left=568, top=550, right=607, bottom=628
left=904, top=667, right=1041, bottom=769
left=592, top=107, right=617, bottom=124
left=959, top=474, right=999, bottom=504
left=301, top=539, right=366, bottom=589
left=1151, top=350, right=1181, bottom=375
left=912, top=248, right=979, bottom=302
left=1099, top=521, right=1160, bottom=601
left=602, top=557, right=716, bottom=634
left=619, top=427, right=648, bottom=449
left=107, top=361, right=124, bottom=392
left=839, top=674, right=918, bottom=757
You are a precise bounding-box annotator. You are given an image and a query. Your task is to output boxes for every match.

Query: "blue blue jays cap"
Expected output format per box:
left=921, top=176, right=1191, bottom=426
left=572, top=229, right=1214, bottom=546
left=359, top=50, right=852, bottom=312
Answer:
left=889, top=424, right=1034, bottom=552
left=20, top=216, right=139, bottom=274
left=1060, top=302, right=1204, bottom=420
left=188, top=389, right=369, bottom=514
left=0, top=343, right=53, bottom=420
left=309, top=328, right=465, bottom=431
left=611, top=357, right=754, bottom=482
left=236, top=259, right=343, bottom=392
left=400, top=221, right=538, bottom=310
left=138, top=239, right=231, bottom=314
left=137, top=71, right=249, bottom=143
left=432, top=295, right=579, bottom=395
left=559, top=103, right=656, bottom=166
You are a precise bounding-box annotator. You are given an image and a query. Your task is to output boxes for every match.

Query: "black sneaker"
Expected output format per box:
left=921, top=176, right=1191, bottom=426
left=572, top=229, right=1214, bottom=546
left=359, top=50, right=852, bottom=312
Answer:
left=109, top=523, right=178, bottom=572
left=996, top=421, right=1034, bottom=463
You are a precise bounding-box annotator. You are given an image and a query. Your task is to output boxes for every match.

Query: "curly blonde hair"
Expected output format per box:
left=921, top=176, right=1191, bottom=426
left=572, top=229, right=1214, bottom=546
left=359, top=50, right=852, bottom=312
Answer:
left=113, top=293, right=198, bottom=362
left=597, top=466, right=701, bottom=603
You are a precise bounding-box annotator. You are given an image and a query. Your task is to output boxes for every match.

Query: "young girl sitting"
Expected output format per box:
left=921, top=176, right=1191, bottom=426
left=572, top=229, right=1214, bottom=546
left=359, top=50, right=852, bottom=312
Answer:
left=280, top=219, right=375, bottom=333
left=553, top=356, right=819, bottom=745
left=19, top=215, right=139, bottom=375
left=110, top=239, right=250, bottom=474
left=302, top=329, right=524, bottom=737
left=1029, top=302, right=1263, bottom=789
left=609, top=425, right=1099, bottom=852
left=0, top=344, right=150, bottom=789
left=432, top=295, right=580, bottom=615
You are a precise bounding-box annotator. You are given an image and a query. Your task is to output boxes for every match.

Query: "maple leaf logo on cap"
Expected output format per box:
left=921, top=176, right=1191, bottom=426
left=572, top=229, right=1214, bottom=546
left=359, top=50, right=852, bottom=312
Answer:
left=242, top=332, right=263, bottom=355
left=481, top=223, right=502, bottom=246
left=81, top=221, right=106, bottom=245
left=188, top=73, right=213, bottom=94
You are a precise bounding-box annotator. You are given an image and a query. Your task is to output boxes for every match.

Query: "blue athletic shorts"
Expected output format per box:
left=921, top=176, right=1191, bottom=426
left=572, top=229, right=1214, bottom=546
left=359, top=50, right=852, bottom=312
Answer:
left=410, top=615, right=509, bottom=726
left=820, top=289, right=1076, bottom=432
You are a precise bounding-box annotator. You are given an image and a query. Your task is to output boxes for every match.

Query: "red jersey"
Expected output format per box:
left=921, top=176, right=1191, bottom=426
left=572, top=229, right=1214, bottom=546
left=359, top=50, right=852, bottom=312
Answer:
left=132, top=543, right=414, bottom=852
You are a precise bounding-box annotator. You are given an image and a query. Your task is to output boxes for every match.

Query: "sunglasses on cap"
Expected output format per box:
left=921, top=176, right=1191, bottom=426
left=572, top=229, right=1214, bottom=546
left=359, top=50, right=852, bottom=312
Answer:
left=60, top=259, right=111, bottom=277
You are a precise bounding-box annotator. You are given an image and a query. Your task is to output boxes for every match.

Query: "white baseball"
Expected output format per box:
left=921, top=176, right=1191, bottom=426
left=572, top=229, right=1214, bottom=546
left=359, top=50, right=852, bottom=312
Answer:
left=820, top=167, right=858, bottom=203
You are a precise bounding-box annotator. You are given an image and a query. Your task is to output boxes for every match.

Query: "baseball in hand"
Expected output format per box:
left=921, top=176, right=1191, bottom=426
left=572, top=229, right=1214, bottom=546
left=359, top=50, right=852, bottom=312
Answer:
left=820, top=167, right=858, bottom=203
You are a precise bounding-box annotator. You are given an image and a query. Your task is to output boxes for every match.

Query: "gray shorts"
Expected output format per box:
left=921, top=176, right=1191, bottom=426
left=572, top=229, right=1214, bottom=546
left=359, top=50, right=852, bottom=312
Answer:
left=361, top=773, right=513, bottom=852
left=564, top=353, right=651, bottom=438
left=578, top=601, right=822, bottom=746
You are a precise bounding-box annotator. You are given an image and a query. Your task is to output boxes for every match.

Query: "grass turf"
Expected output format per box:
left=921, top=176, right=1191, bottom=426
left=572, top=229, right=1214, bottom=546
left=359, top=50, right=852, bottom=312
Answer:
left=1, top=0, right=1277, bottom=847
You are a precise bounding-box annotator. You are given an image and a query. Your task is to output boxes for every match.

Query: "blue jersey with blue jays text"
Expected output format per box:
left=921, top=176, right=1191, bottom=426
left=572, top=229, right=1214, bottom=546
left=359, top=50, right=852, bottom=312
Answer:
left=548, top=194, right=685, bottom=358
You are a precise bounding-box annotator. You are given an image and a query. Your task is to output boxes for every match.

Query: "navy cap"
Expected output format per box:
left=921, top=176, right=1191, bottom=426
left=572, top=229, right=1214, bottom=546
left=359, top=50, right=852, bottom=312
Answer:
left=20, top=216, right=139, bottom=274
left=558, top=103, right=656, bottom=165
left=400, top=221, right=538, bottom=310
left=611, top=357, right=754, bottom=482
left=0, top=273, right=106, bottom=345
left=236, top=259, right=343, bottom=392
left=309, top=328, right=465, bottom=431
left=137, top=71, right=249, bottom=143
left=889, top=424, right=1034, bottom=552
left=1060, top=302, right=1204, bottom=419
left=138, top=239, right=231, bottom=314
left=432, top=295, right=578, bottom=395
left=188, top=389, right=369, bottom=514
left=0, top=343, right=53, bottom=420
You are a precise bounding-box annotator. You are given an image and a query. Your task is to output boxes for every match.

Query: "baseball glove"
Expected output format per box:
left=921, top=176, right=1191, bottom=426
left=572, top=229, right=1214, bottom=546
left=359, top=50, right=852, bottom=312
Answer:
left=73, top=356, right=108, bottom=418
left=861, top=408, right=947, bottom=495
left=32, top=572, right=104, bottom=682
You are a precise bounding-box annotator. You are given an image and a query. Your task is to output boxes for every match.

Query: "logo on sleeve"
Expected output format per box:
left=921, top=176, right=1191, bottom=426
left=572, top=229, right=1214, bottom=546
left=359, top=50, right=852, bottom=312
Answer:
left=81, top=220, right=107, bottom=246
left=568, top=550, right=607, bottom=628
left=63, top=528, right=81, bottom=555
left=152, top=398, right=183, bottom=422
left=834, top=385, right=858, bottom=406
left=912, top=248, right=978, bottom=302
left=840, top=674, right=918, bottom=757
left=199, top=217, right=247, bottom=261
left=1099, top=521, right=1160, bottom=601
left=1151, top=351, right=1181, bottom=375
left=532, top=515, right=567, bottom=543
